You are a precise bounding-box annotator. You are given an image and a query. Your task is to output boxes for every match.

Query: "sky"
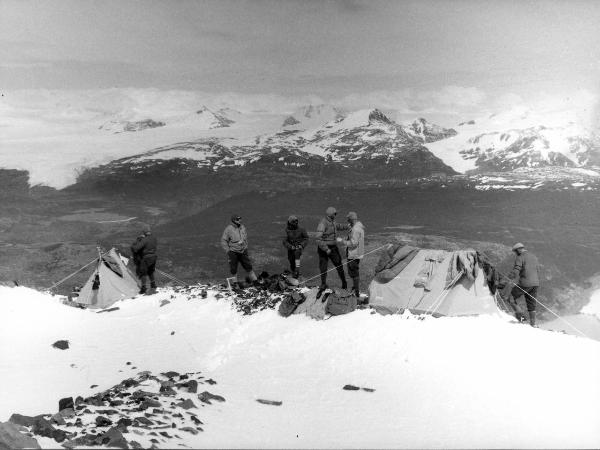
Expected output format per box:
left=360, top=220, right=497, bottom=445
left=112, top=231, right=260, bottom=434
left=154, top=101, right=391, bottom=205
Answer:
left=0, top=0, right=599, bottom=124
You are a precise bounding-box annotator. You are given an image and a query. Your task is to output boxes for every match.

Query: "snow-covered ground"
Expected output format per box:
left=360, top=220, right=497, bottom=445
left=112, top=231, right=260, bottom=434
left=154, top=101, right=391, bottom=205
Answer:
left=1, top=286, right=599, bottom=448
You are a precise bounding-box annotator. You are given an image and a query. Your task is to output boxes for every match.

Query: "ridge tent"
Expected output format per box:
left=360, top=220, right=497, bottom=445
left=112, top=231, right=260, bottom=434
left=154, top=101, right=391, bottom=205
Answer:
left=75, top=248, right=140, bottom=309
left=368, top=244, right=502, bottom=317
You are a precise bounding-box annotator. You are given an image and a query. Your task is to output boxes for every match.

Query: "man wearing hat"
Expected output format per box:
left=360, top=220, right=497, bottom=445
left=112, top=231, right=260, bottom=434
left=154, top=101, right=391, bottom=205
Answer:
left=315, top=206, right=350, bottom=296
left=508, top=242, right=540, bottom=327
left=131, top=224, right=158, bottom=295
left=221, top=214, right=257, bottom=285
left=344, top=211, right=365, bottom=298
left=283, top=215, right=309, bottom=278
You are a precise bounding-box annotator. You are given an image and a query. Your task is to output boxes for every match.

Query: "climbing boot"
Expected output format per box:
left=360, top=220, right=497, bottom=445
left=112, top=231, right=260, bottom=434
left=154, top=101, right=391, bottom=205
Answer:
left=139, top=286, right=147, bottom=295
left=529, top=311, right=537, bottom=327
left=316, top=284, right=328, bottom=300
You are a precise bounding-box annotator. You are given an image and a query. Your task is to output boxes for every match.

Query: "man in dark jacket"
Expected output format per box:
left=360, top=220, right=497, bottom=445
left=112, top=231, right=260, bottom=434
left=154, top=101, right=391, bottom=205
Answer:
left=509, top=242, right=540, bottom=327
left=131, top=224, right=157, bottom=295
left=221, top=214, right=257, bottom=285
left=283, top=215, right=309, bottom=278
left=315, top=206, right=350, bottom=297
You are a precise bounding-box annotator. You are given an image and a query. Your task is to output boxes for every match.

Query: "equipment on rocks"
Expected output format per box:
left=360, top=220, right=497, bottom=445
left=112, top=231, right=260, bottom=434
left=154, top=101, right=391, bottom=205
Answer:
left=324, top=288, right=358, bottom=316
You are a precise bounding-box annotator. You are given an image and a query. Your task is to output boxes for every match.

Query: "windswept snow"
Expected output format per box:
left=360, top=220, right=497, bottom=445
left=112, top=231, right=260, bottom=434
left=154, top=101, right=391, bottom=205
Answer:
left=1, top=286, right=599, bottom=448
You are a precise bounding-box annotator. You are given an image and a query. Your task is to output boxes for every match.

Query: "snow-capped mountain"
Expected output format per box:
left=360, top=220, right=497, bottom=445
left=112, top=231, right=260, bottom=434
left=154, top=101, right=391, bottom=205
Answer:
left=98, top=118, right=166, bottom=133
left=281, top=104, right=346, bottom=130
left=192, top=106, right=236, bottom=129
left=425, top=108, right=600, bottom=174
left=405, top=117, right=458, bottom=143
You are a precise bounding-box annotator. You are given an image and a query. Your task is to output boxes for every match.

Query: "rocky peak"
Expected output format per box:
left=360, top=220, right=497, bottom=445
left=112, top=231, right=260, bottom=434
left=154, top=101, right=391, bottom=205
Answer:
left=368, top=109, right=393, bottom=125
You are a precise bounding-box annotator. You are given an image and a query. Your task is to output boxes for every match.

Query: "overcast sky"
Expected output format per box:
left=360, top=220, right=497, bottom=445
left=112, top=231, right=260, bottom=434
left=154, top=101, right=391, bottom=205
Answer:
left=1, top=0, right=599, bottom=105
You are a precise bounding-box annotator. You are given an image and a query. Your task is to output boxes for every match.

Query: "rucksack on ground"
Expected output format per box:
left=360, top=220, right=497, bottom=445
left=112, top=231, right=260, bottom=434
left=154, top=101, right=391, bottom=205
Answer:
left=325, top=288, right=358, bottom=316
left=278, top=291, right=306, bottom=317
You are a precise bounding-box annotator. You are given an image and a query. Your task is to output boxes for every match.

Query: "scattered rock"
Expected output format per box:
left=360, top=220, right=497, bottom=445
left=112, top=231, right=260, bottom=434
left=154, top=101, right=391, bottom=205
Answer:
left=52, top=428, right=68, bottom=443
left=162, top=371, right=180, bottom=379
left=31, top=417, right=56, bottom=438
left=175, top=399, right=196, bottom=410
left=52, top=339, right=69, bottom=350
left=256, top=399, right=282, bottom=406
left=170, top=331, right=175, bottom=335
left=205, top=378, right=217, bottom=385
left=96, top=306, right=120, bottom=313
left=159, top=431, right=172, bottom=438
left=74, top=396, right=84, bottom=405
left=185, top=380, right=198, bottom=393
left=139, top=399, right=161, bottom=410
left=99, top=427, right=128, bottom=449
left=8, top=413, right=36, bottom=427
left=116, top=418, right=132, bottom=432
left=90, top=384, right=98, bottom=389
left=160, top=299, right=170, bottom=307
left=343, top=384, right=360, bottom=391
left=181, top=426, right=199, bottom=435
left=130, top=440, right=143, bottom=449
left=50, top=413, right=66, bottom=426
left=362, top=387, right=376, bottom=392
left=190, top=416, right=203, bottom=425
left=198, top=391, right=225, bottom=404
left=59, top=397, right=74, bottom=411
left=95, top=416, right=112, bottom=427
left=133, top=416, right=153, bottom=426
left=0, top=421, right=41, bottom=449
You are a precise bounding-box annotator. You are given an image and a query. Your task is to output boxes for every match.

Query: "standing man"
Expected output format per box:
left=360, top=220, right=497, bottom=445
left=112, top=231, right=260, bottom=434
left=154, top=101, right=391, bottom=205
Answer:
left=221, top=214, right=257, bottom=286
left=344, top=211, right=365, bottom=298
left=283, top=215, right=309, bottom=278
left=315, top=206, right=349, bottom=297
left=131, top=224, right=157, bottom=295
left=508, top=242, right=540, bottom=327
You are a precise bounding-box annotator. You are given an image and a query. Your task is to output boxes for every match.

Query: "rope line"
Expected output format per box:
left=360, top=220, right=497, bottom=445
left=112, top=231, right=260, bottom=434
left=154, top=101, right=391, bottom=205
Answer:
left=46, top=255, right=103, bottom=291
left=299, top=242, right=392, bottom=286
left=156, top=269, right=187, bottom=286
left=424, top=270, right=464, bottom=316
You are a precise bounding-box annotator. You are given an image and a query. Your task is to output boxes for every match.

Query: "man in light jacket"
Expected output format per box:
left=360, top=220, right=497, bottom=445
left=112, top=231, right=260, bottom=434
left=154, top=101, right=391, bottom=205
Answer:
left=221, top=214, right=257, bottom=285
left=509, top=242, right=540, bottom=327
left=344, top=211, right=365, bottom=297
left=315, top=206, right=349, bottom=297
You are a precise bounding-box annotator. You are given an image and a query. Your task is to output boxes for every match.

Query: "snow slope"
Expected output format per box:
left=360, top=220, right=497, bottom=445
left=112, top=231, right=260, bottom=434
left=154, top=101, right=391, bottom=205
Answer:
left=1, top=286, right=599, bottom=448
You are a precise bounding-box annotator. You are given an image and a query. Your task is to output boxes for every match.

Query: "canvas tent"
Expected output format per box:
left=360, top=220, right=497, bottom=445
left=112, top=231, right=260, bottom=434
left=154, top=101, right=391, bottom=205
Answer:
left=368, top=244, right=502, bottom=317
left=75, top=248, right=140, bottom=309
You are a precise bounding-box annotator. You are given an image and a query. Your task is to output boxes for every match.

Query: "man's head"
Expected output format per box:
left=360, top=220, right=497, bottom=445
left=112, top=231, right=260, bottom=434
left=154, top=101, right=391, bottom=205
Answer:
left=287, top=215, right=299, bottom=228
left=512, top=242, right=525, bottom=255
left=231, top=214, right=242, bottom=225
left=325, top=206, right=337, bottom=220
left=347, top=211, right=358, bottom=224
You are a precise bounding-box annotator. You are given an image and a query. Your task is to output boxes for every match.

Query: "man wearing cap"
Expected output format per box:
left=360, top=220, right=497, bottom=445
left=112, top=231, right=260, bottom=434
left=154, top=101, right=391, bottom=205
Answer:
left=130, top=224, right=158, bottom=295
left=283, top=215, right=309, bottom=278
left=508, top=242, right=540, bottom=327
left=344, top=211, right=365, bottom=298
left=221, top=214, right=257, bottom=286
left=315, top=206, right=350, bottom=296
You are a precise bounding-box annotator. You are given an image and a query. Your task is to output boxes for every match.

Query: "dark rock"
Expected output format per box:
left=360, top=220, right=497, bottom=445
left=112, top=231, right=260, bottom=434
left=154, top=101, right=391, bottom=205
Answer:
left=99, top=427, right=128, bottom=449
left=159, top=299, right=170, bottom=307
left=133, top=416, right=153, bottom=426
left=121, top=378, right=139, bottom=388
left=343, top=384, right=360, bottom=390
left=0, top=421, right=41, bottom=449
left=198, top=391, right=225, bottom=404
left=256, top=398, right=282, bottom=406
left=139, top=399, right=161, bottom=410
left=90, top=384, right=98, bottom=389
left=129, top=440, right=143, bottom=449
left=59, top=397, right=74, bottom=411
left=205, top=378, right=217, bottom=385
left=52, top=340, right=69, bottom=350
left=116, top=418, right=132, bottom=432
left=186, top=380, right=198, bottom=393
left=59, top=408, right=75, bottom=418
left=95, top=416, right=112, bottom=427
left=159, top=431, right=172, bottom=438
left=362, top=387, right=376, bottom=392
left=74, top=396, right=84, bottom=405
left=181, top=426, right=198, bottom=435
left=50, top=413, right=66, bottom=426
left=52, top=428, right=67, bottom=443
left=8, top=413, right=36, bottom=427
left=170, top=331, right=175, bottom=335
left=179, top=374, right=189, bottom=380
left=31, top=417, right=55, bottom=438
left=126, top=361, right=132, bottom=365
left=97, top=409, right=118, bottom=415
left=162, top=371, right=180, bottom=379
left=190, top=416, right=203, bottom=425
left=110, top=399, right=124, bottom=407
left=150, top=438, right=159, bottom=444
left=175, top=399, right=196, bottom=410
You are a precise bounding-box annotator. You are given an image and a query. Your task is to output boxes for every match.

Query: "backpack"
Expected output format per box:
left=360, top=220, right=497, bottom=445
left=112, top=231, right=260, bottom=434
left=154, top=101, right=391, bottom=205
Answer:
left=278, top=291, right=306, bottom=317
left=325, top=288, right=358, bottom=316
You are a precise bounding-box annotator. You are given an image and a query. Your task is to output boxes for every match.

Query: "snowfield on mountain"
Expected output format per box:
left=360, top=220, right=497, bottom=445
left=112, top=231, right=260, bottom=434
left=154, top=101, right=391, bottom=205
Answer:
left=1, top=285, right=599, bottom=448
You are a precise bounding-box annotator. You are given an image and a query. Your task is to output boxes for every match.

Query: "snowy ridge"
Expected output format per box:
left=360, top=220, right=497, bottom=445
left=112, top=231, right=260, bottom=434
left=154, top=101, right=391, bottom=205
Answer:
left=1, top=285, right=599, bottom=448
